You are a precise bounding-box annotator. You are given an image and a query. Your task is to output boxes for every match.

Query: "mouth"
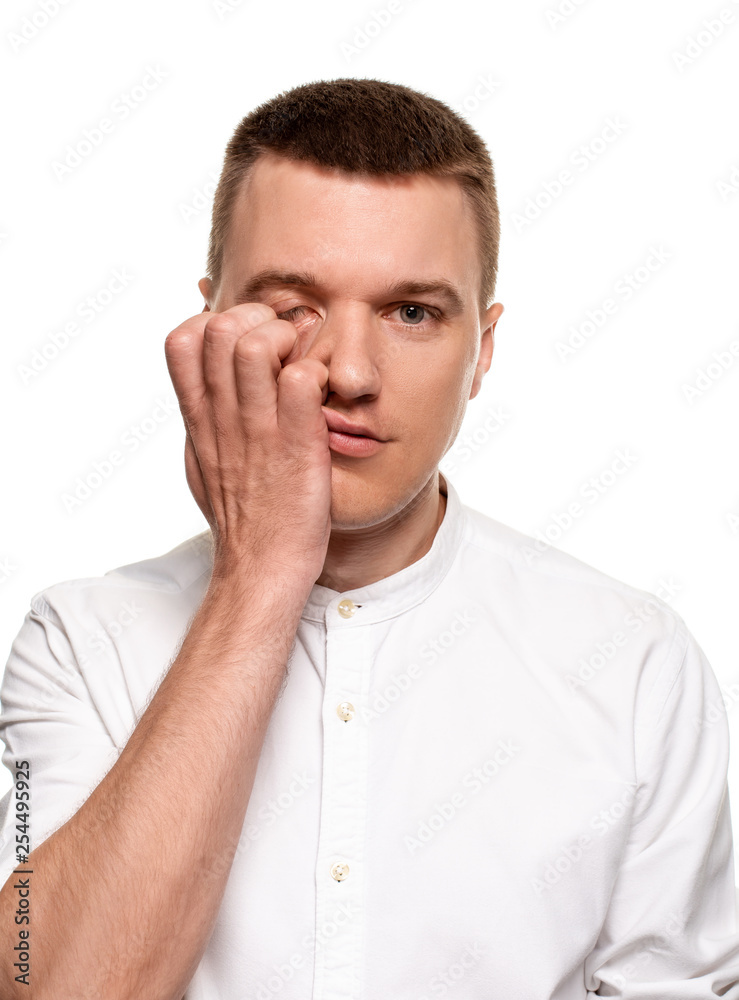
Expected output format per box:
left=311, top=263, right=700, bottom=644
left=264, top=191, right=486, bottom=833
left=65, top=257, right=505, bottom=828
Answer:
left=322, top=407, right=386, bottom=457
left=327, top=429, right=385, bottom=458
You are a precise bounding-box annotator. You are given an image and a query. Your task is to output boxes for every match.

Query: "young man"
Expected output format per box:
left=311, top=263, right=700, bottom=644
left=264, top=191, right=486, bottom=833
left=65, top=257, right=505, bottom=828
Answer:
left=0, top=78, right=737, bottom=999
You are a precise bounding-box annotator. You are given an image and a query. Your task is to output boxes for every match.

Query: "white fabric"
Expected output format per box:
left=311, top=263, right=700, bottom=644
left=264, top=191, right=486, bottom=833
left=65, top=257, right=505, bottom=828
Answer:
left=1, top=473, right=739, bottom=998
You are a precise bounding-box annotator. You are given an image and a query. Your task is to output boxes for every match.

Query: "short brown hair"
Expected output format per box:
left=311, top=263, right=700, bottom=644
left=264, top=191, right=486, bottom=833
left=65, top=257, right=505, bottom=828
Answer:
left=206, top=78, right=500, bottom=312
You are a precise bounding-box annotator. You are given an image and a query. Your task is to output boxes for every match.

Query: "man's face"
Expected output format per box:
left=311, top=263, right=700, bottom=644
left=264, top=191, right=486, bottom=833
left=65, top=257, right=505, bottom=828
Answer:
left=199, top=151, right=502, bottom=531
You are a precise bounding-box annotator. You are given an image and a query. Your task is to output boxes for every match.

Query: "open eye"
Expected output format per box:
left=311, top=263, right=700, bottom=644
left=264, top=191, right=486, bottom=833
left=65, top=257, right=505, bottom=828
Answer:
left=393, top=303, right=442, bottom=326
left=398, top=304, right=425, bottom=325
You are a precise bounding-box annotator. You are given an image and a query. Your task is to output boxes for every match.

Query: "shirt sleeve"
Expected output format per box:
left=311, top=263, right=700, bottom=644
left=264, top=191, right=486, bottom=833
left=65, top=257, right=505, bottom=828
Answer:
left=584, top=613, right=739, bottom=998
left=0, top=595, right=120, bottom=891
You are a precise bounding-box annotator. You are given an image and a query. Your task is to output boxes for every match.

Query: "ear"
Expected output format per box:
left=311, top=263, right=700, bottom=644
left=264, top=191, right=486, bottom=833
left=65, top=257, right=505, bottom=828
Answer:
left=198, top=277, right=213, bottom=312
left=469, top=302, right=504, bottom=400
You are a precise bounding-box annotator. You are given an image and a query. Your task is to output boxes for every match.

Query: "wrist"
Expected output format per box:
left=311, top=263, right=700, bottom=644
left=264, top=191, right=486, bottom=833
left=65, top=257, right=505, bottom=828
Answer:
left=205, top=559, right=313, bottom=615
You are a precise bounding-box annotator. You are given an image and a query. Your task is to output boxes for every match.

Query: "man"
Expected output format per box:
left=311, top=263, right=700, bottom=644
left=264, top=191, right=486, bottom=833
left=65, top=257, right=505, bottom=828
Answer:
left=0, top=77, right=737, bottom=999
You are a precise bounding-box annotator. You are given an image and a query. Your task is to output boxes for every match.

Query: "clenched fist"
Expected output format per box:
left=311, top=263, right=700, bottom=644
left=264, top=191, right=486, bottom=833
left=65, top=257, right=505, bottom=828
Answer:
left=165, top=302, right=332, bottom=590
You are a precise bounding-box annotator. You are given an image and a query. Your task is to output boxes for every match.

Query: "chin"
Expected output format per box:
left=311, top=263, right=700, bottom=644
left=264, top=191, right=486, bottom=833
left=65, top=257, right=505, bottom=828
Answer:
left=328, top=463, right=430, bottom=532
left=328, top=466, right=391, bottom=530
left=329, top=493, right=385, bottom=531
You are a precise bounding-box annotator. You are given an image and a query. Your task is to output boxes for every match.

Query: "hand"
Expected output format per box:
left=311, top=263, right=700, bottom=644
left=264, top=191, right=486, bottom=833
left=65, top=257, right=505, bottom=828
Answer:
left=164, top=302, right=332, bottom=589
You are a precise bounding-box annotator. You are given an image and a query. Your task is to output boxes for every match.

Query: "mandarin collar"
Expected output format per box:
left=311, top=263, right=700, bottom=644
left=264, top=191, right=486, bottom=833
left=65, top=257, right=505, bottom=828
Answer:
left=300, top=472, right=466, bottom=626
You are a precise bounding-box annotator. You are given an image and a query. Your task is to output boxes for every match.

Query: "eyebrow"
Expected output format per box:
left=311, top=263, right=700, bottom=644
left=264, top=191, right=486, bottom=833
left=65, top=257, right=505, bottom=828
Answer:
left=233, top=269, right=466, bottom=315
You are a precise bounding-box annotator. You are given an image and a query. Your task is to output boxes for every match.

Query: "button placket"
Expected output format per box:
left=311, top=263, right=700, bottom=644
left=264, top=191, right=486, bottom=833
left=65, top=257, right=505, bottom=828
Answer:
left=312, top=601, right=370, bottom=999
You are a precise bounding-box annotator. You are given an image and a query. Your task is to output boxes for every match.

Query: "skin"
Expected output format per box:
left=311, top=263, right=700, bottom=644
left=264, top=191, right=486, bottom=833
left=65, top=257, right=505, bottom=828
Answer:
left=198, top=151, right=504, bottom=594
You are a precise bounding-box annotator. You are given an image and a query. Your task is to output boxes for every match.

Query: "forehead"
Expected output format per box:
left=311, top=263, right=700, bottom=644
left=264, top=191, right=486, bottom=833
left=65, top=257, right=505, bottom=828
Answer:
left=221, top=152, right=480, bottom=300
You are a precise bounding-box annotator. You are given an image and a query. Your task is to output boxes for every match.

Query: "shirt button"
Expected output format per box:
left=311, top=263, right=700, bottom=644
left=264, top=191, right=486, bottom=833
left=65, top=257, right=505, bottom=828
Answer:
left=330, top=862, right=350, bottom=881
left=337, top=598, right=357, bottom=619
left=336, top=701, right=355, bottom=722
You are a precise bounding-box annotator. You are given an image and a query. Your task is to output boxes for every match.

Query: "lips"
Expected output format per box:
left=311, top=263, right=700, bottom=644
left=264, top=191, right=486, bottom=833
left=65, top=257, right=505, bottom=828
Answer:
left=322, top=408, right=387, bottom=458
left=322, top=408, right=382, bottom=440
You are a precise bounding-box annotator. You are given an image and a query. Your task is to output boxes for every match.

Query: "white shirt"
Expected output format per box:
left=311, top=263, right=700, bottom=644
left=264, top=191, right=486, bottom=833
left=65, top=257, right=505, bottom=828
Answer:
left=1, top=473, right=739, bottom=999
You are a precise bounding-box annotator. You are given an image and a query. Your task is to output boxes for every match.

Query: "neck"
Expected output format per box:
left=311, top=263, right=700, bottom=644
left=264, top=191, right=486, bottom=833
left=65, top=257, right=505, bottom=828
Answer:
left=315, top=471, right=448, bottom=594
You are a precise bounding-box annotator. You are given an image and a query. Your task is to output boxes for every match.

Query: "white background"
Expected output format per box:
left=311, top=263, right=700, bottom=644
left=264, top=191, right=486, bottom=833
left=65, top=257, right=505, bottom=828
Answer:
left=0, top=0, right=737, bottom=869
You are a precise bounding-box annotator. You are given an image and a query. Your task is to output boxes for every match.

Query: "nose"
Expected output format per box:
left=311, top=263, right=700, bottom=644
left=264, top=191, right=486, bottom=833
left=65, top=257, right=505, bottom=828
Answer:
left=302, top=302, right=383, bottom=402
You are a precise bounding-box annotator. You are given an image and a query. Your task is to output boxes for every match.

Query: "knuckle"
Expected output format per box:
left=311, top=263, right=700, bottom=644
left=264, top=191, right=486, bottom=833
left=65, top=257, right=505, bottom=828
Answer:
left=278, top=363, right=311, bottom=388
left=164, top=327, right=191, bottom=355
left=285, top=358, right=327, bottom=388
left=204, top=314, right=238, bottom=340
left=238, top=303, right=277, bottom=326
left=235, top=332, right=270, bottom=361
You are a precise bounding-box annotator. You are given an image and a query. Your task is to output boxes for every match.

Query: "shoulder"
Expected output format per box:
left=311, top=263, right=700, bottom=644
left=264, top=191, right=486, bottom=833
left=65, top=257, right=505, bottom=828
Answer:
left=457, top=500, right=692, bottom=682
left=27, top=530, right=214, bottom=631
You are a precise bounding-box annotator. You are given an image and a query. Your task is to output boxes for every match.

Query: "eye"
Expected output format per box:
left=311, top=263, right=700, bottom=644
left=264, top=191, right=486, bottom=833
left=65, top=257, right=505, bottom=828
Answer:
left=278, top=305, right=309, bottom=321
left=394, top=304, right=439, bottom=326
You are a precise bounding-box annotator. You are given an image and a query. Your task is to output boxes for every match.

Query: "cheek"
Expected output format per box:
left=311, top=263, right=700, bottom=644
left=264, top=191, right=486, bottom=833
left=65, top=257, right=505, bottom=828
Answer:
left=425, top=351, right=479, bottom=448
left=390, top=356, right=471, bottom=441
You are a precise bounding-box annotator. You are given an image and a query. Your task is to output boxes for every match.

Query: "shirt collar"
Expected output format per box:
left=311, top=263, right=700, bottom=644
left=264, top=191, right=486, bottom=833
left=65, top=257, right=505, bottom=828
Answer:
left=301, top=471, right=466, bottom=626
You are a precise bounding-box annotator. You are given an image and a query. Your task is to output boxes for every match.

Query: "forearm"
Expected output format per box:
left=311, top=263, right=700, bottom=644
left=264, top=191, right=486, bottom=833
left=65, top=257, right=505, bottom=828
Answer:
left=0, top=574, right=306, bottom=1000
